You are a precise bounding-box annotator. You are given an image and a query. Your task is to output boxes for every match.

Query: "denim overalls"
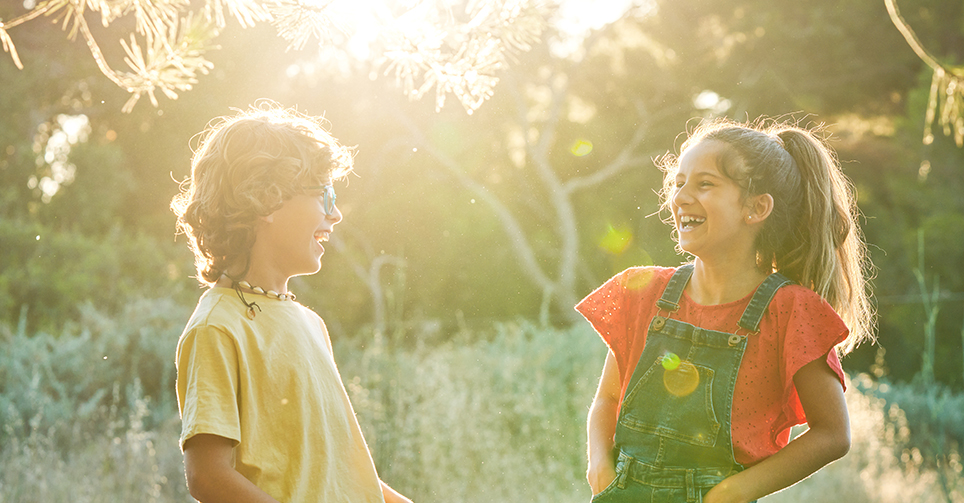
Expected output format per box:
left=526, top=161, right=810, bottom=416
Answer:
left=592, top=264, right=790, bottom=503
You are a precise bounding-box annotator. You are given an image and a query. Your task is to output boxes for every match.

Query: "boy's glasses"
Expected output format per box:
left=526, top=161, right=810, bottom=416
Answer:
left=302, top=184, right=337, bottom=216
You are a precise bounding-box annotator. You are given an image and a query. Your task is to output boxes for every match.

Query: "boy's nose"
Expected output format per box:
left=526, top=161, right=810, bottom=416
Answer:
left=327, top=204, right=343, bottom=224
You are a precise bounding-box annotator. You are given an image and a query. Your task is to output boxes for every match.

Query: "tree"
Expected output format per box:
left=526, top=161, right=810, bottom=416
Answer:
left=885, top=0, right=964, bottom=147
left=0, top=0, right=547, bottom=114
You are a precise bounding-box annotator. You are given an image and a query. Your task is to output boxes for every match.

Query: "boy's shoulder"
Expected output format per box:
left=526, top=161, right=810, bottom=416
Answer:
left=182, top=287, right=242, bottom=334
left=179, top=287, right=326, bottom=342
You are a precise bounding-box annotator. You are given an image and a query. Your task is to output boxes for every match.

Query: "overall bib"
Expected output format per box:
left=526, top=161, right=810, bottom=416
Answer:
left=592, top=264, right=790, bottom=503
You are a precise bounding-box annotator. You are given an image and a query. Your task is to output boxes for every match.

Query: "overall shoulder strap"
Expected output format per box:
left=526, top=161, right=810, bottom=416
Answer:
left=656, top=264, right=695, bottom=312
left=737, top=272, right=793, bottom=333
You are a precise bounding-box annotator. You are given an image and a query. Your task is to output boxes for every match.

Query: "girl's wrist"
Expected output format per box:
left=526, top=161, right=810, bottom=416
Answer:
left=705, top=476, right=750, bottom=503
left=588, top=446, right=615, bottom=469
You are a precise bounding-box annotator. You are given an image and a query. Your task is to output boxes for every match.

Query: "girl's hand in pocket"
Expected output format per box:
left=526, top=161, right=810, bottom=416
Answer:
left=588, top=461, right=617, bottom=496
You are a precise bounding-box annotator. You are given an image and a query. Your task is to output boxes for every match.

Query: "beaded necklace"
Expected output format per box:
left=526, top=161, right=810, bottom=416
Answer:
left=227, top=277, right=296, bottom=319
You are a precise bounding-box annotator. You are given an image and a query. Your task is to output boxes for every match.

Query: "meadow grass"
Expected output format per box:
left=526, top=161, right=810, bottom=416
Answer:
left=0, top=313, right=960, bottom=502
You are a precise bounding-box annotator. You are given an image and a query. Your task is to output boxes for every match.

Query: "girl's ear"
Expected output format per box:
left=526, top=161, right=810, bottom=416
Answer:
left=746, top=193, right=774, bottom=224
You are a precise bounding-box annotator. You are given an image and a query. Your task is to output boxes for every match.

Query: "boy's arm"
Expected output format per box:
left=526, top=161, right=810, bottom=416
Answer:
left=380, top=480, right=413, bottom=503
left=184, top=434, right=281, bottom=503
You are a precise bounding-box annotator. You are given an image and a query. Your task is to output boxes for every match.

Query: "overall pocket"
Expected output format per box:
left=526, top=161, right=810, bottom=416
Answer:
left=618, top=357, right=721, bottom=447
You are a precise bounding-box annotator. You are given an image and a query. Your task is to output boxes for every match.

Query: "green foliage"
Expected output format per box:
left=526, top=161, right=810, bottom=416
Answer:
left=1, top=310, right=962, bottom=501
left=0, top=298, right=189, bottom=446
left=0, top=218, right=195, bottom=332
left=0, top=297, right=190, bottom=502
left=851, top=374, right=964, bottom=502
left=768, top=374, right=963, bottom=503
left=337, top=321, right=606, bottom=502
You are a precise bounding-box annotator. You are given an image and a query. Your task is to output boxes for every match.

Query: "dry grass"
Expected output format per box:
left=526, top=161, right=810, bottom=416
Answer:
left=0, top=320, right=959, bottom=502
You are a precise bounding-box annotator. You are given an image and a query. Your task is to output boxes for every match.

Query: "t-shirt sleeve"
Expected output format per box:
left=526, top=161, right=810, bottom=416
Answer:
left=575, top=267, right=659, bottom=373
left=779, top=287, right=849, bottom=423
left=176, top=325, right=243, bottom=451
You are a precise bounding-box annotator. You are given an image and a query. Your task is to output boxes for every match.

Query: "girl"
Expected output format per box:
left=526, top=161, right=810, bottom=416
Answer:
left=577, top=118, right=873, bottom=503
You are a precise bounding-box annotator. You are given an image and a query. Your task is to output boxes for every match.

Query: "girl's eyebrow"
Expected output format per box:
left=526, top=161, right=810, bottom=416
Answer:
left=676, top=170, right=724, bottom=180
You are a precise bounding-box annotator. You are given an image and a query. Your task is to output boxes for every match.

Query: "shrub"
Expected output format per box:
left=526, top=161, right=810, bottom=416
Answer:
left=336, top=321, right=606, bottom=503
left=1, top=307, right=961, bottom=502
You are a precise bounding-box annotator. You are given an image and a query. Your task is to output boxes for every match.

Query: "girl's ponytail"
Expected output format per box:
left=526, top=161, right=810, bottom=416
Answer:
left=662, top=118, right=875, bottom=354
left=776, top=129, right=874, bottom=353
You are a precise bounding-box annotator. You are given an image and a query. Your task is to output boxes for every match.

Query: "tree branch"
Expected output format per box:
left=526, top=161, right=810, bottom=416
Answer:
left=393, top=109, right=555, bottom=293
left=564, top=101, right=663, bottom=193
left=884, top=0, right=945, bottom=73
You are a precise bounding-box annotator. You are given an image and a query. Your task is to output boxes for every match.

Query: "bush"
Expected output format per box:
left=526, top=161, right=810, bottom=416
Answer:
left=0, top=297, right=191, bottom=502
left=1, top=307, right=961, bottom=502
left=0, top=297, right=188, bottom=450
left=0, top=217, right=195, bottom=333
left=336, top=321, right=607, bottom=502
left=767, top=373, right=962, bottom=502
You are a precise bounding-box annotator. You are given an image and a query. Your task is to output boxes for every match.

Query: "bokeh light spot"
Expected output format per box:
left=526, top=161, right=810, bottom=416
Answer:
left=598, top=224, right=633, bottom=255
left=661, top=352, right=680, bottom=370
left=664, top=360, right=700, bottom=397
left=570, top=139, right=593, bottom=156
left=622, top=268, right=655, bottom=291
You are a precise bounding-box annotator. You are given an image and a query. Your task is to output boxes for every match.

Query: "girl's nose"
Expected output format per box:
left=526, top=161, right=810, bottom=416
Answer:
left=672, top=182, right=693, bottom=207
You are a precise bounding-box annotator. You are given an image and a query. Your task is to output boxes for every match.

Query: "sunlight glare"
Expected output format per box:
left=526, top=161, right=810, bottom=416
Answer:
left=550, top=0, right=650, bottom=58
left=693, top=90, right=731, bottom=115
left=598, top=224, right=633, bottom=255
left=34, top=114, right=90, bottom=202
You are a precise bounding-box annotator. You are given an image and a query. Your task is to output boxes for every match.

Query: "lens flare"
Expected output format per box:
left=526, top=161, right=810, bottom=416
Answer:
left=661, top=352, right=681, bottom=370
left=663, top=360, right=700, bottom=397
left=622, top=268, right=655, bottom=291
left=598, top=224, right=633, bottom=255
left=570, top=139, right=593, bottom=156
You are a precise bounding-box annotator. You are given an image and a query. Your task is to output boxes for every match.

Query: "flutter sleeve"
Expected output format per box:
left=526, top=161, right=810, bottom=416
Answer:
left=575, top=267, right=661, bottom=376
left=778, top=286, right=849, bottom=424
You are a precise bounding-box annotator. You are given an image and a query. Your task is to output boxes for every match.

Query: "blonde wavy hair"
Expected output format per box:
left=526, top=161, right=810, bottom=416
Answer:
left=658, top=118, right=875, bottom=354
left=171, top=102, right=354, bottom=286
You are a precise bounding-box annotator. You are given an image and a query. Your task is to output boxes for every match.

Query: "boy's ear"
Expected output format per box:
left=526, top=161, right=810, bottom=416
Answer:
left=747, top=193, right=774, bottom=223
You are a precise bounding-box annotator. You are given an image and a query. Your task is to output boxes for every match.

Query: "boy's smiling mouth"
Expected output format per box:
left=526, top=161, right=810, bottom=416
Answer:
left=314, top=231, right=330, bottom=251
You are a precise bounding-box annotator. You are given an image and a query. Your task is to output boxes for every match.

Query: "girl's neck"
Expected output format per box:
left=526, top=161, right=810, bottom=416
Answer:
left=687, top=257, right=768, bottom=306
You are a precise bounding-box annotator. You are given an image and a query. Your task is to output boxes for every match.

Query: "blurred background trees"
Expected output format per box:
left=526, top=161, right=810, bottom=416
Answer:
left=1, top=0, right=963, bottom=385
left=3, top=0, right=964, bottom=500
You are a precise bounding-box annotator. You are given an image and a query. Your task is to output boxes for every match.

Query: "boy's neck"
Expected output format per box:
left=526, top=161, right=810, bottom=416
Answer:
left=220, top=266, right=291, bottom=295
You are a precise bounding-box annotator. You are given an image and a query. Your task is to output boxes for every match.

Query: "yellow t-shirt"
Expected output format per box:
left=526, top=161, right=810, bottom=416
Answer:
left=176, top=287, right=385, bottom=503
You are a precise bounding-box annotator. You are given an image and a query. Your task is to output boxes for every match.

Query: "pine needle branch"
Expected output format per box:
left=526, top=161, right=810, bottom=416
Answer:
left=885, top=0, right=964, bottom=147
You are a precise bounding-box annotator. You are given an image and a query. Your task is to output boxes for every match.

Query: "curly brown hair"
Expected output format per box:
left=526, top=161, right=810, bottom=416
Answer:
left=171, top=102, right=354, bottom=286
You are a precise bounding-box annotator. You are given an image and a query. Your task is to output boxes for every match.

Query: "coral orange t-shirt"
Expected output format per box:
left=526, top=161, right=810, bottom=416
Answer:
left=575, top=266, right=848, bottom=466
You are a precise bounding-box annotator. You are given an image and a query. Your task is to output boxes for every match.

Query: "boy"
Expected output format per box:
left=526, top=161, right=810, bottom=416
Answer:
left=170, top=103, right=411, bottom=503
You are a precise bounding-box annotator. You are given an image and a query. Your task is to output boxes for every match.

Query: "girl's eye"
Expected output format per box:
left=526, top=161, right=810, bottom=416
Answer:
left=699, top=181, right=714, bottom=188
